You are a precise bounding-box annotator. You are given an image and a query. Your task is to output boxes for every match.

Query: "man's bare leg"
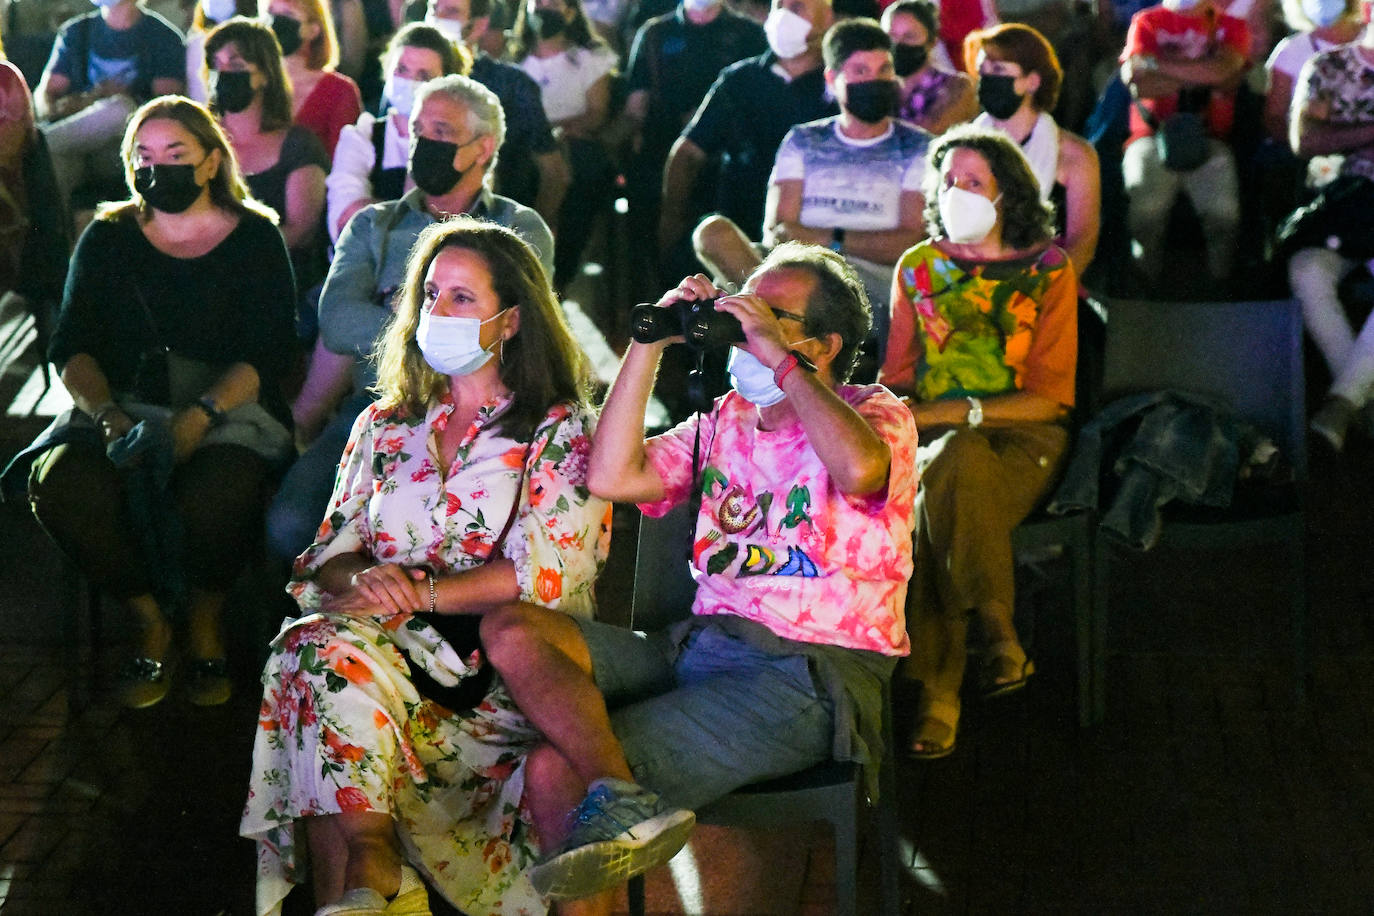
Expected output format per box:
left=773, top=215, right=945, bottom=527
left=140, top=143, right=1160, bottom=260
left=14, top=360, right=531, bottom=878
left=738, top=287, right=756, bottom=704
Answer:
left=481, top=602, right=633, bottom=785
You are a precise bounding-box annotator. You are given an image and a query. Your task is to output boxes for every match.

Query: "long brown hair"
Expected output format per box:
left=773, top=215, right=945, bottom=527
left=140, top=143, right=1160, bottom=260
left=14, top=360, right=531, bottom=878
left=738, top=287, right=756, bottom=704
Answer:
left=373, top=218, right=591, bottom=437
left=205, top=17, right=294, bottom=132
left=99, top=95, right=276, bottom=224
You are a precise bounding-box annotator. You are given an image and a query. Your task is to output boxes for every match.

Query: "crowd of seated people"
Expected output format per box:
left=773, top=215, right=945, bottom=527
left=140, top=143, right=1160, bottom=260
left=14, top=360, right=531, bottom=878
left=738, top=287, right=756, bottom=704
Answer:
left=5, top=0, right=1374, bottom=910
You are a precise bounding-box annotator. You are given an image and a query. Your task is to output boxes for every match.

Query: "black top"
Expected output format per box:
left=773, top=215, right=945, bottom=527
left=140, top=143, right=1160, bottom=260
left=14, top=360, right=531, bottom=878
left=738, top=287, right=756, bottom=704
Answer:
left=627, top=6, right=766, bottom=167
left=470, top=55, right=560, bottom=209
left=49, top=209, right=297, bottom=423
left=244, top=125, right=330, bottom=227
left=683, top=51, right=837, bottom=239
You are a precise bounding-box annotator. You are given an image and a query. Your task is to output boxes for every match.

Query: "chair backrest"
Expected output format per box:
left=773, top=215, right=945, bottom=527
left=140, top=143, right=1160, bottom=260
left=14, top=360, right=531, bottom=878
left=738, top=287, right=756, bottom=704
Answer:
left=630, top=502, right=698, bottom=631
left=1101, top=299, right=1307, bottom=480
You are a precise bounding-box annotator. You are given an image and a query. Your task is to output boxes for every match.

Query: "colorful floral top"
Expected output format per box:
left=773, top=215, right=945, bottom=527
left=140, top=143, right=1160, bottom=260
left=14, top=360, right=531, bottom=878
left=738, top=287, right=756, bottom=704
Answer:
left=880, top=241, right=1078, bottom=407
left=292, top=392, right=611, bottom=628
left=640, top=385, right=918, bottom=656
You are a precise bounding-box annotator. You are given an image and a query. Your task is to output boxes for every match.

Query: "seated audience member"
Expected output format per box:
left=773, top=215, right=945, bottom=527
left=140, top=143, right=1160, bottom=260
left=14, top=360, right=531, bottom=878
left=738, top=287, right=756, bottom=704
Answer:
left=185, top=0, right=258, bottom=102
left=967, top=22, right=1100, bottom=276
left=424, top=0, right=570, bottom=224
left=513, top=0, right=620, bottom=287
left=7, top=97, right=295, bottom=710
left=206, top=18, right=329, bottom=294
left=1, top=46, right=36, bottom=297
left=1119, top=0, right=1250, bottom=290
left=325, top=22, right=468, bottom=241
left=621, top=0, right=766, bottom=287
left=35, top=0, right=185, bottom=218
left=879, top=126, right=1077, bottom=759
left=657, top=0, right=837, bottom=272
left=241, top=218, right=609, bottom=916
left=266, top=0, right=364, bottom=158
left=265, top=74, right=555, bottom=562
left=480, top=243, right=918, bottom=911
left=694, top=18, right=930, bottom=377
left=1263, top=0, right=1361, bottom=144
left=883, top=0, right=975, bottom=135
left=1286, top=7, right=1374, bottom=451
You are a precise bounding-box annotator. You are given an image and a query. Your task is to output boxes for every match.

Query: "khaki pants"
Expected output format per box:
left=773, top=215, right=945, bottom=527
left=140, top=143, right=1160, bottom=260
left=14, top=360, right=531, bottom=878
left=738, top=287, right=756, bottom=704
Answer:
left=902, top=423, right=1070, bottom=704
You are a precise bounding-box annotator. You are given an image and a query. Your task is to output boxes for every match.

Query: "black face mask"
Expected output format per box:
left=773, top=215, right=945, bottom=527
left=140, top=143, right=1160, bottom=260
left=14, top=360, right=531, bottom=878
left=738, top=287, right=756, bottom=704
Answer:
left=843, top=78, right=899, bottom=124
left=978, top=72, right=1023, bottom=120
left=530, top=8, right=567, bottom=40
left=410, top=135, right=473, bottom=196
left=134, top=162, right=207, bottom=214
left=209, top=69, right=255, bottom=113
left=270, top=14, right=304, bottom=56
left=892, top=43, right=928, bottom=78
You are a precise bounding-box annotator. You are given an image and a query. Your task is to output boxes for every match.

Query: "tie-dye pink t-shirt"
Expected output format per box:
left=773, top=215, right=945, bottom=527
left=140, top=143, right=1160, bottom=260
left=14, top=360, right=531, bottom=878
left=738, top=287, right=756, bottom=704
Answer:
left=640, top=384, right=918, bottom=656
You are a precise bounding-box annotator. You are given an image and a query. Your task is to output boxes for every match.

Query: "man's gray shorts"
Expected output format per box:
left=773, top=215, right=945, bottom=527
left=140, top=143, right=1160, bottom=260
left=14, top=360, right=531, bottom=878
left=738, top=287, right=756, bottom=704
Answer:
left=573, top=615, right=834, bottom=810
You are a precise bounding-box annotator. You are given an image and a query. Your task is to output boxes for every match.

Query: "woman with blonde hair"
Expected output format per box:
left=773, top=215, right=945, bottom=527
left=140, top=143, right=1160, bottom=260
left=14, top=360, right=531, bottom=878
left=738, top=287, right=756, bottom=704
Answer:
left=264, top=0, right=362, bottom=157
left=241, top=218, right=612, bottom=916
left=8, top=96, right=296, bottom=710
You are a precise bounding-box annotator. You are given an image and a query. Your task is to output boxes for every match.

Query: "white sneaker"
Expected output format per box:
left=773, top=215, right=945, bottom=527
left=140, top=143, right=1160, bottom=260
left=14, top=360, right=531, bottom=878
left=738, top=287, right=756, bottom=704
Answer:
left=314, top=864, right=431, bottom=916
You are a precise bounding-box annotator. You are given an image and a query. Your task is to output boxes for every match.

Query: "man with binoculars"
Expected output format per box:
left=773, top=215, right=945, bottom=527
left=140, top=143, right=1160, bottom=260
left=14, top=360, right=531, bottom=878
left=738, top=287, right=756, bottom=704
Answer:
left=480, top=242, right=918, bottom=913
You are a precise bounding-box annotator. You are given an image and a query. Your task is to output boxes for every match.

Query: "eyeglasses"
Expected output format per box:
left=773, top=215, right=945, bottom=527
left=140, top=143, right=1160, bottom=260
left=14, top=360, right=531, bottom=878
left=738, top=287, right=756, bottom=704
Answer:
left=770, top=307, right=807, bottom=324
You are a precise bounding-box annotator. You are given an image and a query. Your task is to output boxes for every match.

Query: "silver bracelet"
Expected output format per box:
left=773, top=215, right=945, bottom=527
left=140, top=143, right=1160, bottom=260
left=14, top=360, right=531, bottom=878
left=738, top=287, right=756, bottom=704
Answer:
left=428, top=572, right=437, bottom=614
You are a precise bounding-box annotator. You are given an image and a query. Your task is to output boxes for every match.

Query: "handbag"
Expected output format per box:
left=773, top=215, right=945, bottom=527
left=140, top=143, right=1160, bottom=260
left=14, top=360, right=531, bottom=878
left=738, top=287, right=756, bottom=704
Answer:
left=1134, top=96, right=1209, bottom=172
left=1275, top=174, right=1374, bottom=261
left=129, top=287, right=292, bottom=462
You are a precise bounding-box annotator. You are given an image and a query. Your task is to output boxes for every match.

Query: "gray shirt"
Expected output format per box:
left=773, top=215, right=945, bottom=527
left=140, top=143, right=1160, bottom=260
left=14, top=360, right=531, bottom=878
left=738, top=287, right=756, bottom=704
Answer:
left=319, top=186, right=555, bottom=390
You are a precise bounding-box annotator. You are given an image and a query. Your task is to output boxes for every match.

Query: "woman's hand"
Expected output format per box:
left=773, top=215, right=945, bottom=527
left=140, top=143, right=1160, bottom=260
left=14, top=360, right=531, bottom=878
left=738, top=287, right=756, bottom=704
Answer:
left=337, top=564, right=429, bottom=617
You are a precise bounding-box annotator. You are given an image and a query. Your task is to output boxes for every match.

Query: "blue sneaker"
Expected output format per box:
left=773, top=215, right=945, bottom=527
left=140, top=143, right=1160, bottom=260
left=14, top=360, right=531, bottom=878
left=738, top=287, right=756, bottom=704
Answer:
left=528, top=777, right=695, bottom=900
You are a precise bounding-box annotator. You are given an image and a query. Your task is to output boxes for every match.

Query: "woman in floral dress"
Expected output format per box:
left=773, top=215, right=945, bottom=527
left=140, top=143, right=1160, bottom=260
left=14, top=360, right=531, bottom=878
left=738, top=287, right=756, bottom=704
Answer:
left=242, top=218, right=612, bottom=916
left=879, top=126, right=1078, bottom=760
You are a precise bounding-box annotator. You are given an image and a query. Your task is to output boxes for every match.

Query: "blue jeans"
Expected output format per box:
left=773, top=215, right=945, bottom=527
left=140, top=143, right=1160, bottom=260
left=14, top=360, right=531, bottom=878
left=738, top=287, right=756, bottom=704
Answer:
left=573, top=616, right=834, bottom=810
left=264, top=392, right=372, bottom=561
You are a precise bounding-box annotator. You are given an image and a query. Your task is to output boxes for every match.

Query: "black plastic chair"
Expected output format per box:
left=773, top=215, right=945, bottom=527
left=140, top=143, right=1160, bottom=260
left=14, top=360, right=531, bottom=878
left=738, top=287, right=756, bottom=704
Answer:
left=625, top=504, right=902, bottom=916
left=1089, top=298, right=1309, bottom=704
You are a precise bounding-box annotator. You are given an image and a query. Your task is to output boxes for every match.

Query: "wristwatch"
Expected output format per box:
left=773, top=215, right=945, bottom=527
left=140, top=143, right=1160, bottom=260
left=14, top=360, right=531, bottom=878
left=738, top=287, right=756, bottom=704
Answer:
left=966, top=397, right=984, bottom=429
left=194, top=395, right=227, bottom=428
left=829, top=227, right=846, bottom=253
left=773, top=349, right=818, bottom=388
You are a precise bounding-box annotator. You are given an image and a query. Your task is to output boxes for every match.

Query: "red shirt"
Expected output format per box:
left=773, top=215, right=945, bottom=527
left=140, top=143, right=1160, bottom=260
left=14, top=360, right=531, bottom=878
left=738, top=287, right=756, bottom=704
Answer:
left=295, top=70, right=362, bottom=160
left=1120, top=4, right=1250, bottom=146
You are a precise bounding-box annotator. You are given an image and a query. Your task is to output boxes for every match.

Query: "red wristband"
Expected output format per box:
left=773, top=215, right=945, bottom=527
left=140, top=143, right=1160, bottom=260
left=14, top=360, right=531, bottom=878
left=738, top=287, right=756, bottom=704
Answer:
left=773, top=353, right=801, bottom=388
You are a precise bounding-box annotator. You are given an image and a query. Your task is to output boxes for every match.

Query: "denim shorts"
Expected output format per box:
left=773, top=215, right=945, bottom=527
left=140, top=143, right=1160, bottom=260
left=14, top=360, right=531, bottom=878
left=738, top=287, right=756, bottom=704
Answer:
left=573, top=615, right=834, bottom=810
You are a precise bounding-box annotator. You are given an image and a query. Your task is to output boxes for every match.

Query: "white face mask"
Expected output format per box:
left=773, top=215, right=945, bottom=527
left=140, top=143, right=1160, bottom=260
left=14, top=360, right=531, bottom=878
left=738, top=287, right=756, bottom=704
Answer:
left=939, top=184, right=1000, bottom=245
left=425, top=13, right=467, bottom=43
left=416, top=307, right=509, bottom=376
left=1161, top=0, right=1203, bottom=10
left=727, top=348, right=787, bottom=407
left=764, top=7, right=811, bottom=60
left=683, top=0, right=719, bottom=11
left=384, top=74, right=421, bottom=118
left=1302, top=0, right=1346, bottom=26
left=202, top=0, right=237, bottom=22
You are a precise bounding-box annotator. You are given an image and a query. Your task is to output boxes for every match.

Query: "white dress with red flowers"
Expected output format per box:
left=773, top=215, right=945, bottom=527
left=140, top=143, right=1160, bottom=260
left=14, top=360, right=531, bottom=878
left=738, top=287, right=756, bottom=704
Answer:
left=241, top=394, right=611, bottom=916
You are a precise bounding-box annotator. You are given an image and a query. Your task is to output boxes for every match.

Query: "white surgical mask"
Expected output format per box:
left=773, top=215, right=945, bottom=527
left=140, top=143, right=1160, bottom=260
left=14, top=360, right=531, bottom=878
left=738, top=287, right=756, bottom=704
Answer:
left=727, top=348, right=787, bottom=407
left=1162, top=0, right=1203, bottom=10
left=1302, top=0, right=1345, bottom=26
left=202, top=0, right=237, bottom=22
left=764, top=7, right=811, bottom=60
left=425, top=14, right=467, bottom=43
left=939, top=184, right=1000, bottom=245
left=683, top=0, right=718, bottom=12
left=384, top=74, right=420, bottom=118
left=416, top=307, right=509, bottom=376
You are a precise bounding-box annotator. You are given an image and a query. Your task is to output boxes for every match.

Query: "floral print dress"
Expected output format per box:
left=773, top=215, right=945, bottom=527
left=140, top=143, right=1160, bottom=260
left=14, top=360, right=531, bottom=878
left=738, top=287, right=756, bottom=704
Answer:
left=241, top=393, right=611, bottom=916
